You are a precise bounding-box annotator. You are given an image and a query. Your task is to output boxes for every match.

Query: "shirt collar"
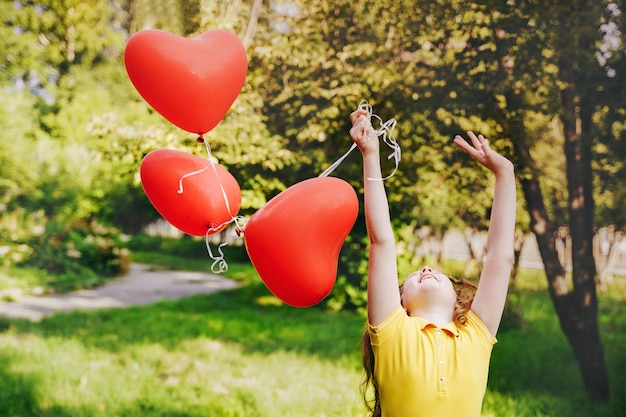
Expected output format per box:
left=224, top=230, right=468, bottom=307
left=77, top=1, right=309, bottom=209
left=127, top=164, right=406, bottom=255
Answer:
left=413, top=316, right=459, bottom=337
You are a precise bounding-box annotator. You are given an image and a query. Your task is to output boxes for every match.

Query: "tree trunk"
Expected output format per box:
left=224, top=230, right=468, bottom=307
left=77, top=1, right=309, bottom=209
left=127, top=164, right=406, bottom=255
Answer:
left=557, top=56, right=609, bottom=400
left=510, top=231, right=526, bottom=286
left=505, top=89, right=609, bottom=401
left=502, top=90, right=569, bottom=296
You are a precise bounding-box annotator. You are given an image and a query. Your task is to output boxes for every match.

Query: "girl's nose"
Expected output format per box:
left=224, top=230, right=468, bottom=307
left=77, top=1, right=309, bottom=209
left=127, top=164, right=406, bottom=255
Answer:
left=420, top=266, right=433, bottom=274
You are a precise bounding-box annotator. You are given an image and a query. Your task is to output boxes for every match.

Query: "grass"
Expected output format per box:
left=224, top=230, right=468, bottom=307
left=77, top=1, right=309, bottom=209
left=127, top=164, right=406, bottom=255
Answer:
left=0, top=266, right=50, bottom=300
left=486, top=288, right=626, bottom=417
left=0, top=242, right=624, bottom=416
left=0, top=278, right=365, bottom=417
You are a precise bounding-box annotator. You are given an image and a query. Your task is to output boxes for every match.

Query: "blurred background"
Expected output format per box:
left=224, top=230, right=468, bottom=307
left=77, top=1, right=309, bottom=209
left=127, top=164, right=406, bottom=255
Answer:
left=0, top=1, right=624, bottom=416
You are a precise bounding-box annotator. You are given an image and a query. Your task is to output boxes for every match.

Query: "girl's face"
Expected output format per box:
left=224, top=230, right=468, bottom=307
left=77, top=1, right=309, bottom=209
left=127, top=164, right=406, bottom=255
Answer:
left=400, top=266, right=457, bottom=313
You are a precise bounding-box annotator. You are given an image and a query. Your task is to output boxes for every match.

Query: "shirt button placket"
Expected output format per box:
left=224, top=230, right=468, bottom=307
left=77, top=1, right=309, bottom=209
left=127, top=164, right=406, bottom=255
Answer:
left=436, top=330, right=446, bottom=393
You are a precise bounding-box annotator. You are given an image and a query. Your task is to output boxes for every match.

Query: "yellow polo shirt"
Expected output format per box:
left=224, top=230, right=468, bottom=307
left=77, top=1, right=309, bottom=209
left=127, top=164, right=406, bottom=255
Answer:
left=368, top=306, right=496, bottom=417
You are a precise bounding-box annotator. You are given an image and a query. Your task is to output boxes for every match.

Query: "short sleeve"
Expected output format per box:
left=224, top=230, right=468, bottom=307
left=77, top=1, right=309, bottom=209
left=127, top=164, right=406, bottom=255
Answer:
left=368, top=305, right=406, bottom=346
left=466, top=310, right=498, bottom=345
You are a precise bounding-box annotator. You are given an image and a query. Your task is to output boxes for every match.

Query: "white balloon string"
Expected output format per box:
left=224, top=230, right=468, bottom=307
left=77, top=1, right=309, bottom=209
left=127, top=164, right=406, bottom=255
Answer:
left=203, top=214, right=248, bottom=273
left=318, top=143, right=357, bottom=178
left=202, top=140, right=237, bottom=220
left=177, top=165, right=209, bottom=194
left=202, top=140, right=246, bottom=273
left=175, top=140, right=246, bottom=273
left=205, top=234, right=228, bottom=273
left=319, top=100, right=400, bottom=180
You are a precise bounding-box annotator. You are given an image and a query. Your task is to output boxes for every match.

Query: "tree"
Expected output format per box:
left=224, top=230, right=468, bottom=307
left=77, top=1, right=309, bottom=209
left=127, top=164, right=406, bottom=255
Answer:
left=557, top=4, right=609, bottom=401
left=486, top=0, right=615, bottom=400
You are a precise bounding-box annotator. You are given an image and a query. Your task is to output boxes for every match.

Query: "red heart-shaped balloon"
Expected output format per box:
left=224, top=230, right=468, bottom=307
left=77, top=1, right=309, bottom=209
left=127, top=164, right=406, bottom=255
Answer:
left=124, top=29, right=248, bottom=135
left=140, top=149, right=241, bottom=236
left=244, top=177, right=358, bottom=307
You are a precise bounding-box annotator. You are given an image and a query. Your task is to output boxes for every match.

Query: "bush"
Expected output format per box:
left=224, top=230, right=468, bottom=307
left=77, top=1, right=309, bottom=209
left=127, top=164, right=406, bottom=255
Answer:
left=0, top=209, right=42, bottom=268
left=17, top=220, right=130, bottom=293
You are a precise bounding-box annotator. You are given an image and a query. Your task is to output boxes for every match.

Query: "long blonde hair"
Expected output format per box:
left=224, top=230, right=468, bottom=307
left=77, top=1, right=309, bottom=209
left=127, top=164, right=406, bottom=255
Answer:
left=360, top=276, right=477, bottom=417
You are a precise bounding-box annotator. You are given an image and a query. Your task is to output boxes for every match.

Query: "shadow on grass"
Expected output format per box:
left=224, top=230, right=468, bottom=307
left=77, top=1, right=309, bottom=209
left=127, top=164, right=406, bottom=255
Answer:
left=6, top=282, right=365, bottom=362
left=0, top=353, right=52, bottom=417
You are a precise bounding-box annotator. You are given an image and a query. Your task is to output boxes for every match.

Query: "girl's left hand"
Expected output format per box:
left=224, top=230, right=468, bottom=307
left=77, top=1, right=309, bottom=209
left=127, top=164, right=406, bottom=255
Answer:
left=454, top=132, right=513, bottom=175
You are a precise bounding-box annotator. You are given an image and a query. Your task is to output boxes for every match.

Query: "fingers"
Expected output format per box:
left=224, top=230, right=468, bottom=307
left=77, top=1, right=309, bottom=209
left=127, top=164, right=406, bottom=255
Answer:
left=453, top=134, right=474, bottom=154
left=349, top=124, right=361, bottom=139
left=351, top=111, right=373, bottom=132
left=454, top=132, right=492, bottom=163
left=455, top=132, right=489, bottom=150
left=350, top=108, right=374, bottom=129
left=467, top=131, right=483, bottom=150
left=350, top=119, right=367, bottom=139
left=350, top=109, right=369, bottom=125
left=350, top=120, right=375, bottom=140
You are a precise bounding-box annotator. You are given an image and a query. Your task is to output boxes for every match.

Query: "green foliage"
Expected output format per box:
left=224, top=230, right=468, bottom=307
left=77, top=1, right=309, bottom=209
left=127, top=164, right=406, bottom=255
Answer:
left=0, top=91, right=131, bottom=291
left=0, top=1, right=137, bottom=290
left=18, top=220, right=130, bottom=293
left=595, top=111, right=626, bottom=229
left=326, top=223, right=369, bottom=313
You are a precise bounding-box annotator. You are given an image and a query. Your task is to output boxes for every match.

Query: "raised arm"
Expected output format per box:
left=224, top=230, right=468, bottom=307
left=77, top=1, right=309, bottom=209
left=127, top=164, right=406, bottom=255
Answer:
left=350, top=109, right=400, bottom=326
left=454, top=132, right=516, bottom=336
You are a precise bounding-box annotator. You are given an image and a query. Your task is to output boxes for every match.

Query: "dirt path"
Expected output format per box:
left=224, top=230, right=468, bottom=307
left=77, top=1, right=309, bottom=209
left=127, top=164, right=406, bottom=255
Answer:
left=0, top=263, right=239, bottom=322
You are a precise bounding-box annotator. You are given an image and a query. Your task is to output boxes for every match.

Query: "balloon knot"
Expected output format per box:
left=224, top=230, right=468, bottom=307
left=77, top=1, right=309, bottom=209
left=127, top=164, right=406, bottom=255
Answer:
left=235, top=227, right=244, bottom=237
left=197, top=135, right=205, bottom=143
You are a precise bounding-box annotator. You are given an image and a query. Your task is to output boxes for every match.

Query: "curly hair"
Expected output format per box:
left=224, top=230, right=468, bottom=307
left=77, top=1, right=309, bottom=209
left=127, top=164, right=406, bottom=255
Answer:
left=360, top=275, right=477, bottom=417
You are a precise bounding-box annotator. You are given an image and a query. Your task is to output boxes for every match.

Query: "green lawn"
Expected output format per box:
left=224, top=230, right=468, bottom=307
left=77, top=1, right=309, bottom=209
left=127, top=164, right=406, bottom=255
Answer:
left=0, top=249, right=624, bottom=417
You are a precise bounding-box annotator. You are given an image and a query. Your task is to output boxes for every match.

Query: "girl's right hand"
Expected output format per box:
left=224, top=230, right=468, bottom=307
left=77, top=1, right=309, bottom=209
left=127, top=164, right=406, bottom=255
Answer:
left=350, top=109, right=378, bottom=155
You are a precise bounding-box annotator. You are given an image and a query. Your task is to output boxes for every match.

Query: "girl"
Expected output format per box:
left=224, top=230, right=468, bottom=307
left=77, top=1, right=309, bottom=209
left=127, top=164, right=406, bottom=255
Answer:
left=350, top=107, right=516, bottom=417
